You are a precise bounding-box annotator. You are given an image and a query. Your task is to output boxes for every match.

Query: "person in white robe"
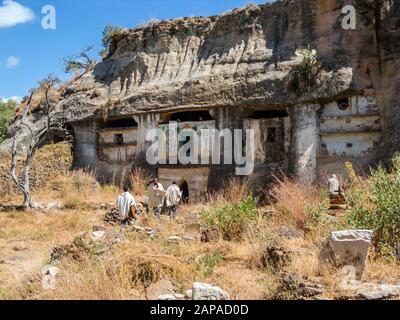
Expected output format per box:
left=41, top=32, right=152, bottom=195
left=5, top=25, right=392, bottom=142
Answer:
left=117, top=185, right=136, bottom=224
left=148, top=178, right=165, bottom=223
left=328, top=174, right=340, bottom=196
left=165, top=181, right=182, bottom=219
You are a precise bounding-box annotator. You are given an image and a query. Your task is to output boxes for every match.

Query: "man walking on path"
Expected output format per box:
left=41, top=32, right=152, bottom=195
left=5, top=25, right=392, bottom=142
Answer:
left=117, top=185, right=136, bottom=225
left=165, top=181, right=182, bottom=220
left=148, top=178, right=165, bottom=223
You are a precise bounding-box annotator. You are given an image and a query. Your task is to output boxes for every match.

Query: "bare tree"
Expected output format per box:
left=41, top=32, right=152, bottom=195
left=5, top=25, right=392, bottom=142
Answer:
left=10, top=75, right=63, bottom=209
left=62, top=46, right=96, bottom=76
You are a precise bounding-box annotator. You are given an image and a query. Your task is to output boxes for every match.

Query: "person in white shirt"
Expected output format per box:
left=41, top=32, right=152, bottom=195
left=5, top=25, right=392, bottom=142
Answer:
left=165, top=181, right=182, bottom=219
left=148, top=178, right=165, bottom=223
left=117, top=185, right=136, bottom=224
left=328, top=174, right=340, bottom=196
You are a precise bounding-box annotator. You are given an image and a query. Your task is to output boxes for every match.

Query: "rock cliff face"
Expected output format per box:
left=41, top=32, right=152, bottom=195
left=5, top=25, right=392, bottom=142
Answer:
left=3, top=0, right=400, bottom=164
left=54, top=0, right=362, bottom=123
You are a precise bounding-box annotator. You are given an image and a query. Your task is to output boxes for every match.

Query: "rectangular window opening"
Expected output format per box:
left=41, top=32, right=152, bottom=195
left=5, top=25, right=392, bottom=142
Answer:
left=115, top=133, right=124, bottom=146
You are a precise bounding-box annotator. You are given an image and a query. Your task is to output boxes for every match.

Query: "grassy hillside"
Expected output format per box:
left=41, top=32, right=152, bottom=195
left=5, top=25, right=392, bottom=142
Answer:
left=1, top=160, right=400, bottom=300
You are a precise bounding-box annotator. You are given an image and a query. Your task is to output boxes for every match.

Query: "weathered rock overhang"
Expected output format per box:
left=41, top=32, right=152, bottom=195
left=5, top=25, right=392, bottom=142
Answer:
left=51, top=0, right=380, bottom=126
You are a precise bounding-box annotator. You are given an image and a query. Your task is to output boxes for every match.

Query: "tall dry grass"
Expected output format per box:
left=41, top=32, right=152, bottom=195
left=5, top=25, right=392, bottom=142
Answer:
left=208, top=177, right=252, bottom=204
left=129, top=167, right=152, bottom=196
left=268, top=176, right=326, bottom=230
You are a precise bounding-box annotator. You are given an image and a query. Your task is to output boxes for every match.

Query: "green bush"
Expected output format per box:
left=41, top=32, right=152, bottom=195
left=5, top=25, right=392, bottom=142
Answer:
left=345, top=155, right=400, bottom=254
left=198, top=251, right=223, bottom=276
left=201, top=196, right=258, bottom=241
left=0, top=99, right=17, bottom=143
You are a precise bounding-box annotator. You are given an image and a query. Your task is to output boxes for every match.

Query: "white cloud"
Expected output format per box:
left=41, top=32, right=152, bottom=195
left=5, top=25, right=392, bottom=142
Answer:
left=0, top=96, right=22, bottom=103
left=0, top=0, right=35, bottom=28
left=6, top=56, right=19, bottom=68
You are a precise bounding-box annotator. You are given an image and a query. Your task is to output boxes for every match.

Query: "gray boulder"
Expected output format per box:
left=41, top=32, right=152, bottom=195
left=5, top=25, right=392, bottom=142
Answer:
left=321, top=230, right=373, bottom=280
left=192, top=282, right=229, bottom=300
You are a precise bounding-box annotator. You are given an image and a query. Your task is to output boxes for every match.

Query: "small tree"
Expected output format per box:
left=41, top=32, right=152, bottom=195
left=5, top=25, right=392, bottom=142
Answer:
left=0, top=98, right=17, bottom=143
left=345, top=156, right=400, bottom=255
left=288, top=48, right=322, bottom=93
left=100, top=24, right=122, bottom=59
left=62, top=46, right=96, bottom=76
left=10, top=74, right=64, bottom=209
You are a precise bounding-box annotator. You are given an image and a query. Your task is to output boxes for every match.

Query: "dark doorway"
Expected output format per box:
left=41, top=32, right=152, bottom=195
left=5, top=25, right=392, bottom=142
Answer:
left=179, top=181, right=189, bottom=204
left=250, top=110, right=288, bottom=119
left=100, top=118, right=137, bottom=128
left=167, top=110, right=213, bottom=122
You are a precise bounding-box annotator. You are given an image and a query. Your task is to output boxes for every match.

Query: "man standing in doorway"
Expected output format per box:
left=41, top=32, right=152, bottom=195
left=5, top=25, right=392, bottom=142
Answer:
left=148, top=178, right=165, bottom=223
left=165, top=181, right=182, bottom=220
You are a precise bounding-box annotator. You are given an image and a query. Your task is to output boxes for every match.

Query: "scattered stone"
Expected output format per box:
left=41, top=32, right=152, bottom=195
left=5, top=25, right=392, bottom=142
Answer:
left=182, top=235, right=196, bottom=241
left=91, top=230, right=105, bottom=239
left=168, top=236, right=182, bottom=242
left=50, top=231, right=124, bottom=262
left=46, top=202, right=62, bottom=210
left=276, top=226, right=304, bottom=239
left=279, top=273, right=325, bottom=299
left=42, top=265, right=59, bottom=277
left=158, top=294, right=176, bottom=300
left=32, top=202, right=45, bottom=210
left=321, top=230, right=373, bottom=280
left=325, top=215, right=338, bottom=223
left=31, top=202, right=62, bottom=210
left=200, top=227, right=220, bottom=243
left=104, top=207, right=120, bottom=224
left=146, top=279, right=175, bottom=300
left=185, top=222, right=201, bottom=233
left=261, top=245, right=289, bottom=269
left=185, top=289, right=193, bottom=299
left=13, top=245, right=28, bottom=252
left=145, top=227, right=156, bottom=236
left=132, top=226, right=145, bottom=232
left=341, top=280, right=400, bottom=300
left=192, top=282, right=229, bottom=300
left=174, top=293, right=185, bottom=300
left=340, top=265, right=357, bottom=283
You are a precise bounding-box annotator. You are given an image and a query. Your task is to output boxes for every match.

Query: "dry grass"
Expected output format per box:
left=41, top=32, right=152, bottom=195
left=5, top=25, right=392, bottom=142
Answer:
left=268, top=176, right=326, bottom=230
left=15, top=87, right=61, bottom=116
left=208, top=177, right=251, bottom=204
left=1, top=173, right=399, bottom=300
left=129, top=167, right=152, bottom=196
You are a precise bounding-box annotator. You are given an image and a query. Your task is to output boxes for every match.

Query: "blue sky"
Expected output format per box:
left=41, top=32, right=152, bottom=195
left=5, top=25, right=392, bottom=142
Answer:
left=0, top=0, right=268, bottom=100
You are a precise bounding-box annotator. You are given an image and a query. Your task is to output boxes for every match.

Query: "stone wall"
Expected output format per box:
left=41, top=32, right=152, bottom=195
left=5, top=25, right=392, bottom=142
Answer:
left=318, top=94, right=381, bottom=178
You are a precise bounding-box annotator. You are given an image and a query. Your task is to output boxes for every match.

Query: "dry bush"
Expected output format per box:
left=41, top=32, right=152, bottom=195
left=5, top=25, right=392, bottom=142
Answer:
left=129, top=167, right=152, bottom=196
left=268, top=176, right=328, bottom=230
left=15, top=87, right=61, bottom=116
left=208, top=177, right=252, bottom=204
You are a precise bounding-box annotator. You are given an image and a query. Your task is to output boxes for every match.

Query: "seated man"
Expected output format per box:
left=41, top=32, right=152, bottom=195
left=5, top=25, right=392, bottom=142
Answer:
left=117, top=185, right=136, bottom=225
left=165, top=181, right=182, bottom=220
